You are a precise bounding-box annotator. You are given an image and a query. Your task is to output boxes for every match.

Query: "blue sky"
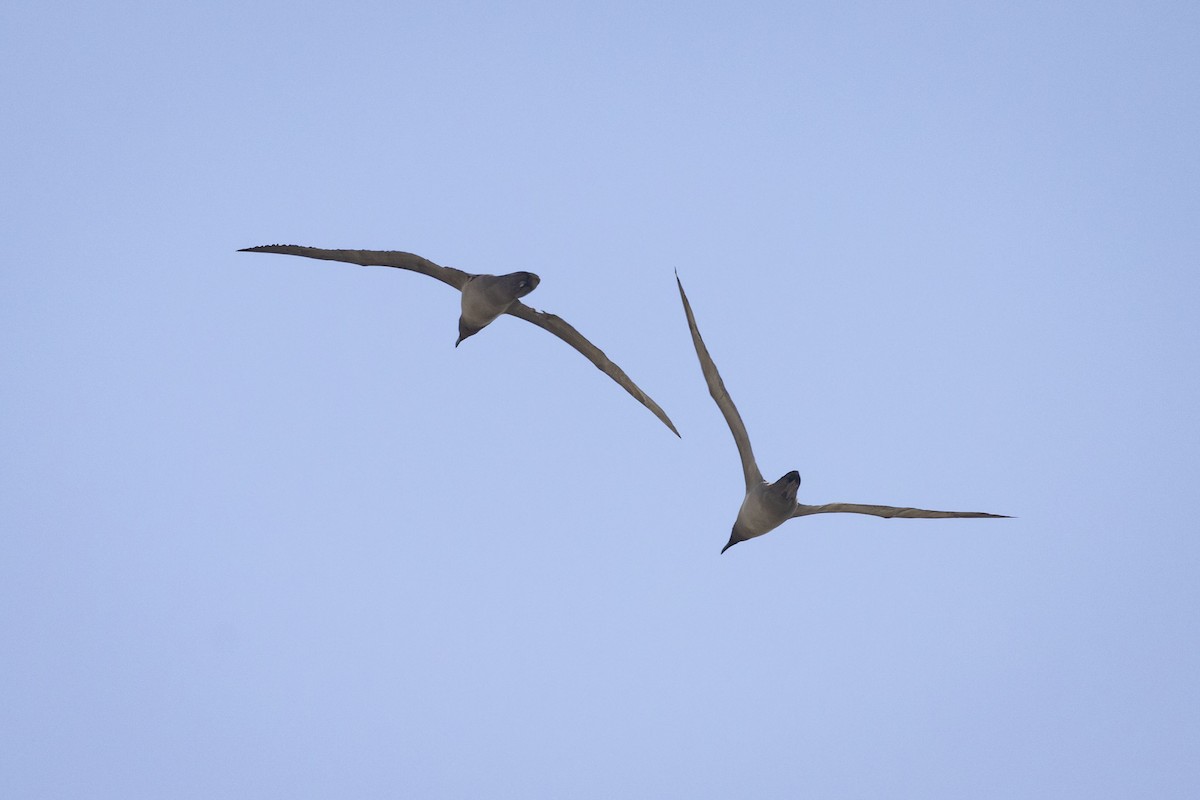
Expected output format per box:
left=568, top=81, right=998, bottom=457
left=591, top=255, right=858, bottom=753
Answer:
left=3, top=1, right=1198, bottom=797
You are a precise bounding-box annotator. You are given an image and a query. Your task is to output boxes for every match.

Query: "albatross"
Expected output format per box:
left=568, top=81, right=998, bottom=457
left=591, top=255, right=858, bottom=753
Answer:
left=675, top=274, right=1008, bottom=553
left=239, top=244, right=679, bottom=436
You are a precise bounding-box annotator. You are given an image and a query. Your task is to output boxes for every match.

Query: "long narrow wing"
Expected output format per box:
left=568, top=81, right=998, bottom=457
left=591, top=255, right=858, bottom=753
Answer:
left=505, top=300, right=679, bottom=437
left=676, top=275, right=762, bottom=489
left=238, top=245, right=473, bottom=291
left=794, top=502, right=1009, bottom=519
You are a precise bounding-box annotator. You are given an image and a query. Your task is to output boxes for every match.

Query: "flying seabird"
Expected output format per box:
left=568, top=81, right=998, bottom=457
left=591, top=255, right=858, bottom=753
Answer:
left=675, top=274, right=1008, bottom=553
left=239, top=244, right=679, bottom=436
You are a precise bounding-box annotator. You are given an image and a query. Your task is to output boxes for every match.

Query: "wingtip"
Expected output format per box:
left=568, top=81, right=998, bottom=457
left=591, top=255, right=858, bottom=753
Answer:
left=654, top=407, right=681, bottom=437
left=675, top=273, right=689, bottom=303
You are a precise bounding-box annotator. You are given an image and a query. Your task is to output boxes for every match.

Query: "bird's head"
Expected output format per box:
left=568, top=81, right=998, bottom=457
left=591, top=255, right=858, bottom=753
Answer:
left=773, top=470, right=801, bottom=503
left=507, top=271, right=540, bottom=298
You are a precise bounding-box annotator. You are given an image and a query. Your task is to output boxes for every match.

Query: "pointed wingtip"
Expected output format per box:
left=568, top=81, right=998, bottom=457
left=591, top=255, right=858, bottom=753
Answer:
left=659, top=414, right=681, bottom=438
left=675, top=273, right=690, bottom=305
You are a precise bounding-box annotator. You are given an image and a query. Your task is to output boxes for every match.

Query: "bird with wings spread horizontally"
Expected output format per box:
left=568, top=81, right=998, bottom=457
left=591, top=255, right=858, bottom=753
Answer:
left=240, top=245, right=678, bottom=436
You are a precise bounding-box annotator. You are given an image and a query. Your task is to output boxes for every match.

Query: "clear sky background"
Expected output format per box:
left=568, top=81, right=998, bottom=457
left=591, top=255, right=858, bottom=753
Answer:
left=3, top=2, right=1198, bottom=797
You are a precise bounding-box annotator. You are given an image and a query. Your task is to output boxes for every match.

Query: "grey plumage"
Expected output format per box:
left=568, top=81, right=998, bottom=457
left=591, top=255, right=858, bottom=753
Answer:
left=240, top=245, right=678, bottom=436
left=675, top=274, right=1008, bottom=554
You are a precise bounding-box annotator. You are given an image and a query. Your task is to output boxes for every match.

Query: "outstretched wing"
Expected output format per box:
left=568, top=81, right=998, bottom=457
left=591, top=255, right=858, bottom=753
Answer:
left=794, top=503, right=1009, bottom=519
left=505, top=300, right=680, bottom=437
left=676, top=274, right=762, bottom=489
left=238, top=245, right=473, bottom=291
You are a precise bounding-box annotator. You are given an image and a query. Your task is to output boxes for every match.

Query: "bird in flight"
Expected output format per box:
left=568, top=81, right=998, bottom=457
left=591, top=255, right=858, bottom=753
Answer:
left=675, top=274, right=1008, bottom=553
left=240, top=244, right=679, bottom=436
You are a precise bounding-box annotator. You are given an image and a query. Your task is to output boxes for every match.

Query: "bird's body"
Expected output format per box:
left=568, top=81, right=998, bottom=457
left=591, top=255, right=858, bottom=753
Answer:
left=456, top=272, right=540, bottom=345
left=239, top=244, right=678, bottom=436
left=674, top=274, right=1008, bottom=554
left=729, top=472, right=801, bottom=552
